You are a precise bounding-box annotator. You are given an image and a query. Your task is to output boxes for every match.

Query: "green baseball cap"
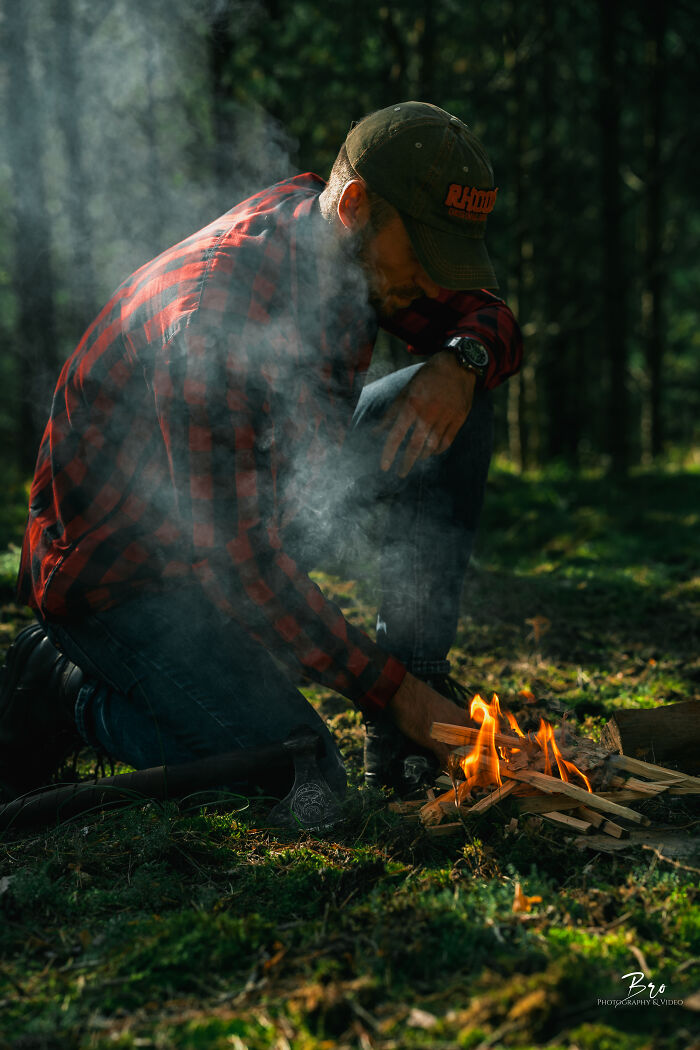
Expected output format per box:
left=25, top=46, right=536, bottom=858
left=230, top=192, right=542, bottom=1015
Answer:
left=345, top=101, right=499, bottom=290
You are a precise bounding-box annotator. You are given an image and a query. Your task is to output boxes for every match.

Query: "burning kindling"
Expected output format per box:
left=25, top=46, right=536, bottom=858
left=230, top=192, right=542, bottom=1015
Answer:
left=403, top=694, right=700, bottom=841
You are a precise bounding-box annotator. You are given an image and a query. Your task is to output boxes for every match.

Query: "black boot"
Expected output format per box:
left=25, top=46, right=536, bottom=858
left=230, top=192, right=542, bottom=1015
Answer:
left=363, top=669, right=472, bottom=793
left=363, top=711, right=438, bottom=794
left=0, top=624, right=84, bottom=800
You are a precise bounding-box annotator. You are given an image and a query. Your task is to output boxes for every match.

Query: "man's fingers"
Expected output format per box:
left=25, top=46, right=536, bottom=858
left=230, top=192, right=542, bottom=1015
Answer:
left=380, top=411, right=414, bottom=472
left=398, top=419, right=434, bottom=477
left=418, top=423, right=451, bottom=460
left=436, top=421, right=462, bottom=455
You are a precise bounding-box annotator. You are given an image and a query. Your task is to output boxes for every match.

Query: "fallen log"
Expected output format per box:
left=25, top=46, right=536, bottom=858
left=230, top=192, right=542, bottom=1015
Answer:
left=601, top=701, right=700, bottom=774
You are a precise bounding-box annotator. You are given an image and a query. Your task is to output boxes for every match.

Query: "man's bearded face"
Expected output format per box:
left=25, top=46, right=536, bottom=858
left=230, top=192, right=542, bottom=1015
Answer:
left=356, top=212, right=441, bottom=320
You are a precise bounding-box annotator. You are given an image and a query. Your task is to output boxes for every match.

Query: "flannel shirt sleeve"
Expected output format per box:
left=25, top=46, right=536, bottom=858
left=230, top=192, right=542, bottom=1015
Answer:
left=152, top=317, right=405, bottom=716
left=381, top=288, right=523, bottom=389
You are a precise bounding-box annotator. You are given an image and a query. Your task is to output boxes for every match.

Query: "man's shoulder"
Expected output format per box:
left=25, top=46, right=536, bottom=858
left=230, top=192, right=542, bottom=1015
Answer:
left=137, top=173, right=324, bottom=279
left=114, top=174, right=324, bottom=343
left=224, top=173, right=325, bottom=229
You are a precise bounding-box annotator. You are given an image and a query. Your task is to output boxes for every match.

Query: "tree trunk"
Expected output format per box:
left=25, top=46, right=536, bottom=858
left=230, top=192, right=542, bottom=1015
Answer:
left=505, top=14, right=531, bottom=470
left=540, top=0, right=579, bottom=465
left=4, top=1, right=58, bottom=472
left=143, top=32, right=167, bottom=251
left=208, top=3, right=238, bottom=205
left=418, top=1, right=436, bottom=100
left=52, top=0, right=98, bottom=325
left=640, top=3, right=667, bottom=463
left=599, top=0, right=628, bottom=475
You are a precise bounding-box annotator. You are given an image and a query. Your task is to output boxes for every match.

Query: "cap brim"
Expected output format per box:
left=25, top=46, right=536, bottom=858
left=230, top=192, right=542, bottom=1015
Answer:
left=401, top=212, right=499, bottom=291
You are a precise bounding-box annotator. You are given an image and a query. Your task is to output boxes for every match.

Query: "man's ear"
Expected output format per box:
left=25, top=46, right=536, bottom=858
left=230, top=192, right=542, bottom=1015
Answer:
left=337, top=179, right=371, bottom=231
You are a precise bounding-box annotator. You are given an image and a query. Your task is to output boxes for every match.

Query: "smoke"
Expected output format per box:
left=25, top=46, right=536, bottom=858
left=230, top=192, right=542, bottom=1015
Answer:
left=3, top=0, right=442, bottom=683
left=0, top=0, right=304, bottom=450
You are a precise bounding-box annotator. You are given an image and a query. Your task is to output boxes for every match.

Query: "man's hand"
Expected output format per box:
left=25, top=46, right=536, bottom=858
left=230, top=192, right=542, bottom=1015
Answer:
left=388, top=670, right=476, bottom=771
left=378, top=350, right=476, bottom=477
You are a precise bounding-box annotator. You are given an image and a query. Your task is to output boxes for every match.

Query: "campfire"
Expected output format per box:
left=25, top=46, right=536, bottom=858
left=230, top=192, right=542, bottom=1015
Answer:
left=391, top=694, right=700, bottom=844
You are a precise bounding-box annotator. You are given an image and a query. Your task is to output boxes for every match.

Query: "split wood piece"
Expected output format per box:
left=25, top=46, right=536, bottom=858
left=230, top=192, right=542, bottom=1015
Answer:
left=425, top=822, right=463, bottom=837
left=576, top=806, right=628, bottom=839
left=422, top=774, right=482, bottom=825
left=431, top=722, right=538, bottom=754
left=516, top=787, right=673, bottom=813
left=388, top=800, right=426, bottom=814
left=420, top=784, right=458, bottom=826
left=468, top=780, right=518, bottom=814
left=621, top=777, right=671, bottom=796
left=601, top=701, right=700, bottom=774
left=516, top=793, right=582, bottom=815
left=662, top=781, right=700, bottom=797
left=450, top=745, right=532, bottom=773
left=543, top=811, right=592, bottom=834
left=597, top=789, right=665, bottom=804
left=503, top=768, right=651, bottom=825
left=608, top=753, right=700, bottom=788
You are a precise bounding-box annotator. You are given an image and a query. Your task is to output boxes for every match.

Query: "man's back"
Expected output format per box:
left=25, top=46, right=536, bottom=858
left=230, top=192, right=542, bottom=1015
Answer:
left=19, top=174, right=333, bottom=619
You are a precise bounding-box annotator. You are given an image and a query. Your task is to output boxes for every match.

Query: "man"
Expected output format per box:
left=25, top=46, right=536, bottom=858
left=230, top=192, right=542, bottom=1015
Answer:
left=0, top=102, right=521, bottom=802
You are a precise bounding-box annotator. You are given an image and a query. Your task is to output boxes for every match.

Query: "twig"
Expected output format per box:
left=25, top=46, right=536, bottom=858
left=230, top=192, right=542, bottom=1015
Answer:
left=640, top=845, right=700, bottom=876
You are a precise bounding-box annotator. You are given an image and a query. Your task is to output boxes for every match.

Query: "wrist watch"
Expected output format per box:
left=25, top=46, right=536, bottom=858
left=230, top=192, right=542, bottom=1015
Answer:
left=445, top=336, right=490, bottom=383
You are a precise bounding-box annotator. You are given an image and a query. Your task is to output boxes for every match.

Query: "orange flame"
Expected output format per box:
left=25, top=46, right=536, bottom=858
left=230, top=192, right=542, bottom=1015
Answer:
left=505, top=711, right=526, bottom=739
left=458, top=695, right=592, bottom=793
left=534, top=718, right=591, bottom=791
left=460, top=694, right=503, bottom=788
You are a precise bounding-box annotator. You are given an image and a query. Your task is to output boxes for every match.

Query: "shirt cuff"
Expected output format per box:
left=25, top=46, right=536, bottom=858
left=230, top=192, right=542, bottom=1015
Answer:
left=355, top=653, right=407, bottom=717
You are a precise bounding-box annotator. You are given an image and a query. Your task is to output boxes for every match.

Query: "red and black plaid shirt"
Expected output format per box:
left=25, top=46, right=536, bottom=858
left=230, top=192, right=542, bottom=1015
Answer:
left=18, top=174, right=522, bottom=714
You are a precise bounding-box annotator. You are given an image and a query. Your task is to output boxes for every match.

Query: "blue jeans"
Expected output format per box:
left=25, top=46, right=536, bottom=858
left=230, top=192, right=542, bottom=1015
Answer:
left=43, top=365, right=493, bottom=788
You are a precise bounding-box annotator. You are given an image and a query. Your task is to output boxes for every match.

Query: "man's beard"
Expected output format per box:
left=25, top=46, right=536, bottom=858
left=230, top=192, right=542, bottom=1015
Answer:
left=354, top=224, right=424, bottom=321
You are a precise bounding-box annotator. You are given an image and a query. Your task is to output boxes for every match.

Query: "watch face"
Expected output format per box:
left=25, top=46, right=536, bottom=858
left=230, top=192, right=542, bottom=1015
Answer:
left=460, top=340, right=489, bottom=369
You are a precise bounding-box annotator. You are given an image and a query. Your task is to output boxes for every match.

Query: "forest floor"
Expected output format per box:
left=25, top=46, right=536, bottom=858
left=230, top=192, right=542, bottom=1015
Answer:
left=1, top=462, right=699, bottom=1050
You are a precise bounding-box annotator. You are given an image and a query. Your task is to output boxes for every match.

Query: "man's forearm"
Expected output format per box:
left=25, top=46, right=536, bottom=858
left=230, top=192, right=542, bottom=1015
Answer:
left=388, top=670, right=475, bottom=770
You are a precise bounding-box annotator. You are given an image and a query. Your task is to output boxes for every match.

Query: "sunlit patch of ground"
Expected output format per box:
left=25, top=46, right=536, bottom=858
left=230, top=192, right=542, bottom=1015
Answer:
left=1, top=466, right=698, bottom=1048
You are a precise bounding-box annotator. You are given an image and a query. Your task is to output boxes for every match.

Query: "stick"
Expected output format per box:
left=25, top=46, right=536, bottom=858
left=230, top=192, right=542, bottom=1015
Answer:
left=425, top=822, right=463, bottom=837
left=622, top=777, right=671, bottom=795
left=468, top=780, right=518, bottom=814
left=450, top=746, right=533, bottom=773
left=422, top=773, right=487, bottom=825
left=504, top=769, right=650, bottom=825
left=543, top=811, right=592, bottom=833
left=576, top=806, right=628, bottom=839
left=515, top=794, right=582, bottom=814
left=664, top=782, right=700, bottom=796
left=420, top=782, right=463, bottom=826
left=431, top=722, right=536, bottom=753
left=608, top=754, right=700, bottom=787
left=598, top=789, right=669, bottom=803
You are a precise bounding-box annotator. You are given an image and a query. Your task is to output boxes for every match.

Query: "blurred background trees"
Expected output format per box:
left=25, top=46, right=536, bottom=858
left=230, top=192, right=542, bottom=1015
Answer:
left=1, top=0, right=698, bottom=475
